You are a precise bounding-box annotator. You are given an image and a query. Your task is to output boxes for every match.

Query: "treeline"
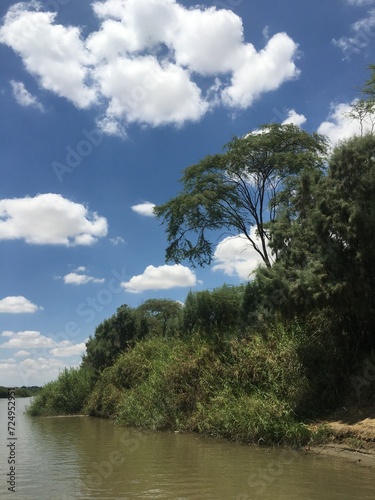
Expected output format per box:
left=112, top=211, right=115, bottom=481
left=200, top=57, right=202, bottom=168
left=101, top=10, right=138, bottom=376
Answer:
left=0, top=386, right=41, bottom=398
left=27, top=67, right=375, bottom=446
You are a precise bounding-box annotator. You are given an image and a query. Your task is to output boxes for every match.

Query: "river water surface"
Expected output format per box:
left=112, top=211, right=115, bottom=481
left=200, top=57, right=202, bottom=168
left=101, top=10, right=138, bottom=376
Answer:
left=0, top=398, right=374, bottom=499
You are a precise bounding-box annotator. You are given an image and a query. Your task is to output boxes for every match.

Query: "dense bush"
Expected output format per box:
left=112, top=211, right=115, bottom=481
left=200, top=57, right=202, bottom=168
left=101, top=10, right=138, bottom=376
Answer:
left=26, top=367, right=95, bottom=416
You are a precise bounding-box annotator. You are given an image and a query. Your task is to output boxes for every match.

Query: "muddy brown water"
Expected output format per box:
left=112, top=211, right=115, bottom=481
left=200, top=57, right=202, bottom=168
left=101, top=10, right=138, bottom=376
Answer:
left=1, top=398, right=374, bottom=499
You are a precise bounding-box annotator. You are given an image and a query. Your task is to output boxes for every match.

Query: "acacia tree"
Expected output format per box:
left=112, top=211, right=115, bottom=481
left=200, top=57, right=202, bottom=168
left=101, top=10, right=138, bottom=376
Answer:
left=155, top=124, right=327, bottom=270
left=348, top=65, right=375, bottom=135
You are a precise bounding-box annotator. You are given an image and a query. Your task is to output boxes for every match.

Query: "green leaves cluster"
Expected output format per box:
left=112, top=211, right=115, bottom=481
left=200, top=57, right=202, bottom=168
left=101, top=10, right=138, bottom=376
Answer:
left=154, top=123, right=327, bottom=269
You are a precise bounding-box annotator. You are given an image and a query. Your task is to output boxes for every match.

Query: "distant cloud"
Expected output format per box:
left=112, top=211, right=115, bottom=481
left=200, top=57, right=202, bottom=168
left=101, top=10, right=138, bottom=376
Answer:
left=333, top=8, right=375, bottom=59
left=0, top=296, right=42, bottom=313
left=0, top=356, right=68, bottom=387
left=131, top=201, right=156, bottom=217
left=0, top=330, right=86, bottom=386
left=110, top=236, right=125, bottom=245
left=10, top=80, right=44, bottom=111
left=0, top=331, right=86, bottom=358
left=212, top=229, right=270, bottom=280
left=281, top=109, right=307, bottom=126
left=0, top=0, right=300, bottom=134
left=0, top=193, right=108, bottom=246
left=1, top=330, right=55, bottom=349
left=49, top=342, right=86, bottom=357
left=346, top=0, right=374, bottom=5
left=122, top=264, right=197, bottom=293
left=14, top=350, right=31, bottom=357
left=317, top=100, right=375, bottom=145
left=63, top=268, right=105, bottom=285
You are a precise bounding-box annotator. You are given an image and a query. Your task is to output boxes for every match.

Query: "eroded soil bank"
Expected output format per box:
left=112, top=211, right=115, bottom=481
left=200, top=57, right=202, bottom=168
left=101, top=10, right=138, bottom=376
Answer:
left=309, top=404, right=375, bottom=467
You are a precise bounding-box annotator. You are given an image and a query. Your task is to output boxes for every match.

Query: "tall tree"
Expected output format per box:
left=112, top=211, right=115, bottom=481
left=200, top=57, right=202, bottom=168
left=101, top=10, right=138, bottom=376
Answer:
left=258, top=134, right=375, bottom=329
left=155, top=124, right=327, bottom=270
left=348, top=65, right=375, bottom=136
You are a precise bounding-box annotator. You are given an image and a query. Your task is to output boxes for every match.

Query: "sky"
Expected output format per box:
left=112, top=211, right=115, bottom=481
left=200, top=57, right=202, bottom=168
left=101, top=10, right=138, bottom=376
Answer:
left=0, top=0, right=374, bottom=387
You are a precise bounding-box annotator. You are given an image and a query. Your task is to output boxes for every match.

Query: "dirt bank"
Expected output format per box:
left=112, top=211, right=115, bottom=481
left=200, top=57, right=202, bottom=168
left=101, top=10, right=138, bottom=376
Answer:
left=309, top=404, right=375, bottom=467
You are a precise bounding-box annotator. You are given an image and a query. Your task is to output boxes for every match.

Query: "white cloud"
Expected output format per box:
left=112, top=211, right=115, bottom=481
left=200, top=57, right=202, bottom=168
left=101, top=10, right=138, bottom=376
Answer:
left=212, top=229, right=270, bottom=280
left=281, top=108, right=307, bottom=126
left=110, top=236, right=125, bottom=245
left=0, top=333, right=86, bottom=356
left=0, top=2, right=96, bottom=107
left=49, top=342, right=86, bottom=357
left=0, top=0, right=300, bottom=134
left=221, top=33, right=299, bottom=109
left=122, top=264, right=197, bottom=293
left=346, top=1, right=374, bottom=5
left=10, top=80, right=44, bottom=111
left=0, top=329, right=85, bottom=386
left=317, top=100, right=375, bottom=145
left=333, top=9, right=375, bottom=59
left=0, top=330, right=56, bottom=349
left=0, top=193, right=108, bottom=246
left=0, top=296, right=42, bottom=313
left=0, top=356, right=73, bottom=387
left=131, top=201, right=156, bottom=216
left=14, top=350, right=31, bottom=357
left=63, top=269, right=105, bottom=285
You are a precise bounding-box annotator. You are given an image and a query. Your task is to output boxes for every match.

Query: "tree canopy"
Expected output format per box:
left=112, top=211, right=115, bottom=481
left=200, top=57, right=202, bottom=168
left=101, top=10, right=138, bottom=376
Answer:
left=257, top=133, right=375, bottom=331
left=155, top=123, right=327, bottom=270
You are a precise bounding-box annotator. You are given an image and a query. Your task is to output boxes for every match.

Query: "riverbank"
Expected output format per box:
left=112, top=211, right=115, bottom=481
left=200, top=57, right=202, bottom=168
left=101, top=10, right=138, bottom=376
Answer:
left=308, top=404, right=375, bottom=467
left=26, top=318, right=373, bottom=457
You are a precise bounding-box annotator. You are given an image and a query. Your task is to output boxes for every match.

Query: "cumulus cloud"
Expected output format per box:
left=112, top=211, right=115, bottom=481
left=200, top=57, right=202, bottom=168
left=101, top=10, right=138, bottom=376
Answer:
left=0, top=193, right=108, bottom=245
left=0, top=2, right=96, bottom=107
left=10, top=80, right=44, bottom=111
left=0, top=330, right=86, bottom=385
left=63, top=267, right=105, bottom=285
left=49, top=341, right=86, bottom=357
left=0, top=356, right=73, bottom=387
left=0, top=330, right=56, bottom=349
left=281, top=108, right=307, bottom=126
left=212, top=229, right=271, bottom=280
left=0, top=0, right=300, bottom=134
left=122, top=264, right=197, bottom=293
left=14, top=350, right=31, bottom=357
left=0, top=296, right=42, bottom=313
left=317, top=100, right=375, bottom=145
left=333, top=8, right=375, bottom=59
left=131, top=201, right=156, bottom=216
left=0, top=331, right=86, bottom=357
left=221, top=32, right=300, bottom=109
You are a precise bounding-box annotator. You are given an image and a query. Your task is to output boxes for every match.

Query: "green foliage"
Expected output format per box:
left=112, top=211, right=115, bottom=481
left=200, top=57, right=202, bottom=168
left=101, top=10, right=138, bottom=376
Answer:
left=181, top=284, right=245, bottom=339
left=86, top=317, right=351, bottom=445
left=155, top=123, right=327, bottom=269
left=82, top=304, right=139, bottom=373
left=136, top=298, right=182, bottom=337
left=26, top=367, right=95, bottom=416
left=258, top=134, right=375, bottom=339
left=0, top=386, right=41, bottom=398
left=194, top=389, right=310, bottom=446
left=348, top=65, right=375, bottom=135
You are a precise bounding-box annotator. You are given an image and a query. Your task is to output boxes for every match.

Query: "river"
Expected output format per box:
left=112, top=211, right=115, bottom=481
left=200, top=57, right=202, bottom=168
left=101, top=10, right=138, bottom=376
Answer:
left=0, top=397, right=374, bottom=499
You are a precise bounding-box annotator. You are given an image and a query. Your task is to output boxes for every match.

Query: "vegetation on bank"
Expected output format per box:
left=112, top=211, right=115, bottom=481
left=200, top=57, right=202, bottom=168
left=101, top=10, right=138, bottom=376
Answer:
left=27, top=68, right=375, bottom=447
left=0, top=386, right=41, bottom=398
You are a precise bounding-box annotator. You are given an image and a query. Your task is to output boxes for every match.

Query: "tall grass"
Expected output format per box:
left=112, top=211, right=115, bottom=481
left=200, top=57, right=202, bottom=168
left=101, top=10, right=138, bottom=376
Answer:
left=28, top=312, right=351, bottom=447
left=85, top=322, right=325, bottom=445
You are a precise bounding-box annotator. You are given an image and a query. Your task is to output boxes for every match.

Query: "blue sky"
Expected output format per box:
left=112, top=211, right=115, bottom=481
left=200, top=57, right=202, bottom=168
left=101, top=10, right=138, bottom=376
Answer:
left=0, top=0, right=374, bottom=387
